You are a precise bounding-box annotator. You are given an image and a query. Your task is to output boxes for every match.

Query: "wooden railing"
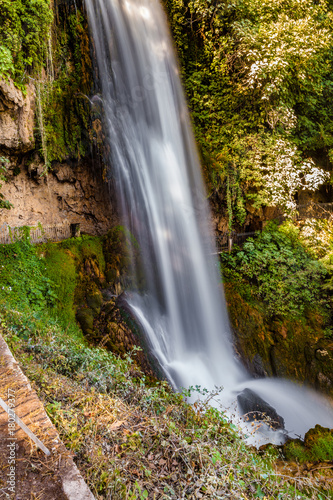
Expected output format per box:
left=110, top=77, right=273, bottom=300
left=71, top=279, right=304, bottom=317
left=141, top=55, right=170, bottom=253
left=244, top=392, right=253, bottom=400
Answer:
left=275, top=202, right=333, bottom=224
left=1, top=202, right=332, bottom=249
left=215, top=202, right=333, bottom=253
left=215, top=231, right=258, bottom=254
left=0, top=223, right=73, bottom=245
left=294, top=202, right=333, bottom=220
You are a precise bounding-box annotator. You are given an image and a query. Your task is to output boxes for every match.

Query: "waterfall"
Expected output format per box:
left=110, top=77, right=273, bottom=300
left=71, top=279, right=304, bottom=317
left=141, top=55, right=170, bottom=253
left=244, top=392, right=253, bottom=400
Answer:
left=85, top=0, right=333, bottom=442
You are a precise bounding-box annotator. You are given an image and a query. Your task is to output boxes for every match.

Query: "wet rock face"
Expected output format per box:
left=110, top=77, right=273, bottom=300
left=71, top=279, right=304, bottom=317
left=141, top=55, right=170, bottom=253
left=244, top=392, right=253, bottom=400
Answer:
left=237, top=388, right=285, bottom=430
left=226, top=284, right=333, bottom=398
left=0, top=78, right=35, bottom=152
left=0, top=75, right=116, bottom=235
left=73, top=228, right=156, bottom=378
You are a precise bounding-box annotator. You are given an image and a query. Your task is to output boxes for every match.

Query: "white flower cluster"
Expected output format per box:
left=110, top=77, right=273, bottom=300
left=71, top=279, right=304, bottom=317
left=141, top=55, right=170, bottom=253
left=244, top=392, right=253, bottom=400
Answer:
left=237, top=9, right=331, bottom=103
left=300, top=219, right=333, bottom=258
left=266, top=106, right=297, bottom=132
left=253, top=139, right=329, bottom=211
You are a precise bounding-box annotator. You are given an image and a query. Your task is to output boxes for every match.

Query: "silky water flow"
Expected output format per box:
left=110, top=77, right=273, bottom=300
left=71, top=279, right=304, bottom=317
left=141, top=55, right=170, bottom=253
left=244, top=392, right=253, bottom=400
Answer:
left=85, top=0, right=333, bottom=444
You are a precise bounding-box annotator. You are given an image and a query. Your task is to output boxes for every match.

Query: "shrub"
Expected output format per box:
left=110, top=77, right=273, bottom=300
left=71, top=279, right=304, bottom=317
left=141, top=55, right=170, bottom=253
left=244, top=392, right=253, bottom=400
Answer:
left=220, top=222, right=328, bottom=317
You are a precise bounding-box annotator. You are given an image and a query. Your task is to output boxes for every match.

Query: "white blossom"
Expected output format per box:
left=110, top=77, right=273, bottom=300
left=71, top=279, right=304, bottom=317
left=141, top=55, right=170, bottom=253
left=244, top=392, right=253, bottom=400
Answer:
left=252, top=138, right=329, bottom=212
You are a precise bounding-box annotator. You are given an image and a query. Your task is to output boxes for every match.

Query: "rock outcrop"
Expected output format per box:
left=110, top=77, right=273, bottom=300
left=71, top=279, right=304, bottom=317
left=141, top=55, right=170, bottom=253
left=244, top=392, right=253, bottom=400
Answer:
left=226, top=284, right=333, bottom=398
left=0, top=156, right=117, bottom=235
left=237, top=388, right=285, bottom=430
left=0, top=76, right=116, bottom=236
left=0, top=78, right=35, bottom=152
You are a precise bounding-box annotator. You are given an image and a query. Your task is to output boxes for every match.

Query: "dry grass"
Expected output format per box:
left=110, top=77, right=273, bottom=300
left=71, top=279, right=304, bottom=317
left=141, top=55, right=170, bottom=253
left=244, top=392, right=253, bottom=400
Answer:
left=22, top=362, right=332, bottom=500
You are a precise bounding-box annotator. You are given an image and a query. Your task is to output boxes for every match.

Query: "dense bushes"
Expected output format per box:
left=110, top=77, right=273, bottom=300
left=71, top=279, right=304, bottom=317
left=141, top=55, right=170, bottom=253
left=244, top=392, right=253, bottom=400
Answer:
left=220, top=222, right=330, bottom=317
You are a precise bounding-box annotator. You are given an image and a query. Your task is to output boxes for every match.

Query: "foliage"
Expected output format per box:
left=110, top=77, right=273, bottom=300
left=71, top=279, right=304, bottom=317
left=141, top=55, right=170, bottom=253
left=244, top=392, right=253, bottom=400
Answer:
left=42, top=235, right=106, bottom=324
left=284, top=425, right=333, bottom=463
left=38, top=6, right=93, bottom=165
left=42, top=245, right=77, bottom=321
left=0, top=0, right=93, bottom=167
left=220, top=222, right=329, bottom=317
left=0, top=0, right=53, bottom=85
left=0, top=239, right=56, bottom=311
left=299, top=219, right=333, bottom=259
left=239, top=135, right=329, bottom=212
left=0, top=234, right=331, bottom=497
left=164, top=0, right=332, bottom=223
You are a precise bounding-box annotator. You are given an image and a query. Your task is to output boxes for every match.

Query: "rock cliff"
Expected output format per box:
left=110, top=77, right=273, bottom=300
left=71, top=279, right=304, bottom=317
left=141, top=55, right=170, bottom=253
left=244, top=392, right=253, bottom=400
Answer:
left=0, top=79, right=35, bottom=152
left=0, top=75, right=115, bottom=235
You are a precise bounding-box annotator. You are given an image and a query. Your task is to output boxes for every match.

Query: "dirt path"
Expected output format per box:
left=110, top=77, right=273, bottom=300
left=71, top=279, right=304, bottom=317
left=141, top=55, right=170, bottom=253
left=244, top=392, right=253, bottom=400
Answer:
left=0, top=334, right=95, bottom=500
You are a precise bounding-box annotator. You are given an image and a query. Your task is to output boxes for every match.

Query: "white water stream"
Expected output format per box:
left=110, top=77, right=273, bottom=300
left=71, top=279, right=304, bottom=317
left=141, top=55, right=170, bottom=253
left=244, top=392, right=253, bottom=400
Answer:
left=85, top=0, right=333, bottom=443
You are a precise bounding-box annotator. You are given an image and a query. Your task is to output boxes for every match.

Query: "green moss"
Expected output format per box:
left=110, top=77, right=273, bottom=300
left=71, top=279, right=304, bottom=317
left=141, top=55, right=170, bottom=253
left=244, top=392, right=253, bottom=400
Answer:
left=59, top=236, right=105, bottom=272
left=304, top=425, right=333, bottom=462
left=80, top=238, right=106, bottom=273
left=284, top=426, right=333, bottom=463
left=35, top=1, right=94, bottom=166
left=76, top=307, right=94, bottom=336
left=42, top=245, right=77, bottom=322
left=103, top=226, right=132, bottom=285
left=283, top=440, right=310, bottom=463
left=26, top=234, right=104, bottom=341
left=0, top=0, right=94, bottom=166
left=86, top=288, right=103, bottom=315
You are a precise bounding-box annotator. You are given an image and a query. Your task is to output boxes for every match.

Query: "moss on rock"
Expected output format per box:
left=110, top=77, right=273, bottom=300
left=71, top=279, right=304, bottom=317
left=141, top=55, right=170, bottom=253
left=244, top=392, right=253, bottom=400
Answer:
left=225, top=283, right=333, bottom=397
left=103, top=226, right=132, bottom=293
left=86, top=288, right=103, bottom=315
left=76, top=307, right=94, bottom=336
left=283, top=425, right=333, bottom=463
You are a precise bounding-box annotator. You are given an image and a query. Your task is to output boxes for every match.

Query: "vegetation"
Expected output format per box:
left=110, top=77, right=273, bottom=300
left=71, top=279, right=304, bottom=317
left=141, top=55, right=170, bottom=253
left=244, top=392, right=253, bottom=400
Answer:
left=220, top=221, right=331, bottom=318
left=164, top=0, right=333, bottom=224
left=0, top=0, right=94, bottom=170
left=220, top=221, right=333, bottom=394
left=284, top=425, right=333, bottom=464
left=0, top=0, right=333, bottom=496
left=0, top=0, right=53, bottom=85
left=0, top=236, right=57, bottom=311
left=38, top=4, right=94, bottom=166
left=0, top=235, right=331, bottom=498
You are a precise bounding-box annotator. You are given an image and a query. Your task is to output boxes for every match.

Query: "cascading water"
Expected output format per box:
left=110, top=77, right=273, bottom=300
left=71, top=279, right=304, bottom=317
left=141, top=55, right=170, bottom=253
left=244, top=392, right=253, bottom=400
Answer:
left=85, top=0, right=333, bottom=443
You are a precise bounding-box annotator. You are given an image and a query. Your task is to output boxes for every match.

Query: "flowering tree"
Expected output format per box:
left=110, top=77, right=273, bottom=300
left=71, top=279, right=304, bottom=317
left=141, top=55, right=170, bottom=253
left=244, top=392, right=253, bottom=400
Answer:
left=233, top=0, right=333, bottom=132
left=166, top=0, right=333, bottom=222
left=242, top=136, right=329, bottom=212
